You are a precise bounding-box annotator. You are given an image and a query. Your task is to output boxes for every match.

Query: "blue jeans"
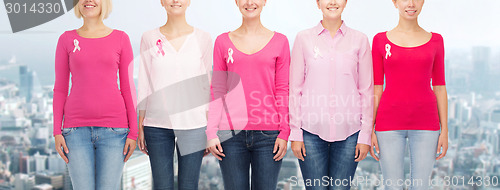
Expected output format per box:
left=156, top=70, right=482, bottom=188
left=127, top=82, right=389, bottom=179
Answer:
left=299, top=130, right=359, bottom=190
left=217, top=130, right=282, bottom=190
left=144, top=126, right=206, bottom=190
left=63, top=127, right=129, bottom=190
left=376, top=130, right=440, bottom=190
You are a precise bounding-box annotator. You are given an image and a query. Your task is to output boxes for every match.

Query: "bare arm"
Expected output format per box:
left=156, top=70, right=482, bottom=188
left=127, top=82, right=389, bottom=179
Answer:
left=433, top=85, right=448, bottom=160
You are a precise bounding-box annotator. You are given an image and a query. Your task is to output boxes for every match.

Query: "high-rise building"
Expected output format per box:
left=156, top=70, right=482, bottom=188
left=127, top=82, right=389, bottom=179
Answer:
left=471, top=47, right=491, bottom=94
left=19, top=66, right=34, bottom=102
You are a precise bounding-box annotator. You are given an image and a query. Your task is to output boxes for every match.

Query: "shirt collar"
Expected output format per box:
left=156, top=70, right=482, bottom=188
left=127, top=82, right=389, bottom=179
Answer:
left=314, top=20, right=348, bottom=36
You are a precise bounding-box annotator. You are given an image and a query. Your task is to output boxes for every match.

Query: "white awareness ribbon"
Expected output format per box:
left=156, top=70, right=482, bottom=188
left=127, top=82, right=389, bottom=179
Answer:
left=73, top=39, right=81, bottom=53
left=385, top=44, right=392, bottom=59
left=314, top=46, right=322, bottom=59
left=227, top=48, right=234, bottom=64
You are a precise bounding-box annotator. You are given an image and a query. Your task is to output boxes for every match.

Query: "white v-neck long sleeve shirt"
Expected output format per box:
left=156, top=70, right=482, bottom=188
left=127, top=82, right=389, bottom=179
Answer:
left=138, top=28, right=213, bottom=130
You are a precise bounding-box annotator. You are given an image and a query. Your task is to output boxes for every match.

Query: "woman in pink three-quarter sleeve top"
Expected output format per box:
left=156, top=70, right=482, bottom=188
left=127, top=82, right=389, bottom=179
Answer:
left=136, top=0, right=213, bottom=189
left=53, top=0, right=136, bottom=189
left=206, top=0, right=290, bottom=189
left=289, top=0, right=374, bottom=189
left=369, top=0, right=449, bottom=189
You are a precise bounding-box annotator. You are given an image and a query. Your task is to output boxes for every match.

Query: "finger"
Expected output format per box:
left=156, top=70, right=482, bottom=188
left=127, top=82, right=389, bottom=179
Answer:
left=273, top=142, right=278, bottom=154
left=436, top=143, right=442, bottom=154
left=56, top=146, right=68, bottom=163
left=275, top=145, right=286, bottom=161
left=209, top=147, right=222, bottom=160
left=123, top=143, right=128, bottom=156
left=355, top=151, right=368, bottom=162
left=125, top=147, right=134, bottom=162
left=302, top=145, right=306, bottom=157
left=140, top=144, right=148, bottom=155
left=138, top=140, right=144, bottom=150
left=355, top=146, right=360, bottom=159
left=273, top=143, right=284, bottom=160
left=216, top=144, right=225, bottom=157
left=217, top=143, right=224, bottom=155
left=437, top=147, right=447, bottom=160
left=296, top=151, right=304, bottom=161
left=369, top=148, right=379, bottom=161
left=375, top=143, right=380, bottom=154
left=62, top=142, right=69, bottom=154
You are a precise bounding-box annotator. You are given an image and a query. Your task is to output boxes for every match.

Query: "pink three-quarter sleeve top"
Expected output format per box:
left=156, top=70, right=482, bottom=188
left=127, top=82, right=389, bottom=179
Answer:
left=372, top=32, right=446, bottom=131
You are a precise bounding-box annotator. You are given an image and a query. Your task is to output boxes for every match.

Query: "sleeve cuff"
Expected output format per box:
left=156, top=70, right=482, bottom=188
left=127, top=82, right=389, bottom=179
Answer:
left=206, top=129, right=218, bottom=141
left=288, top=128, right=303, bottom=142
left=278, top=130, right=290, bottom=141
left=357, top=130, right=372, bottom=146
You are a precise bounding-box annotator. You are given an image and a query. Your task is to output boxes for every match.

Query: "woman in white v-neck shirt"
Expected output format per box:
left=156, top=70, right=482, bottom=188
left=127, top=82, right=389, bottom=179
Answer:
left=136, top=0, right=213, bottom=189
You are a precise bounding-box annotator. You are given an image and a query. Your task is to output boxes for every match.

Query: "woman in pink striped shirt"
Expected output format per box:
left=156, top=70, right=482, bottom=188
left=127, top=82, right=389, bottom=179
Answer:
left=53, top=0, right=137, bottom=189
left=289, top=0, right=374, bottom=189
left=206, top=0, right=290, bottom=189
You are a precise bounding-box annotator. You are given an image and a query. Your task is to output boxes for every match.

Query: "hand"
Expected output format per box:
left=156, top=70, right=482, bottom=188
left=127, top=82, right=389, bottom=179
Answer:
left=54, top=135, right=69, bottom=163
left=291, top=141, right=306, bottom=161
left=273, top=138, right=287, bottom=161
left=355, top=144, right=370, bottom=162
left=369, top=132, right=380, bottom=161
left=207, top=138, right=225, bottom=161
left=436, top=132, right=448, bottom=160
left=123, top=138, right=136, bottom=162
left=203, top=148, right=210, bottom=157
left=137, top=125, right=148, bottom=155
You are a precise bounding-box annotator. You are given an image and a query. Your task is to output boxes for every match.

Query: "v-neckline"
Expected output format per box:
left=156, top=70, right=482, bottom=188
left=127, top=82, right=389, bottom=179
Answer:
left=227, top=31, right=276, bottom=56
left=157, top=28, right=195, bottom=54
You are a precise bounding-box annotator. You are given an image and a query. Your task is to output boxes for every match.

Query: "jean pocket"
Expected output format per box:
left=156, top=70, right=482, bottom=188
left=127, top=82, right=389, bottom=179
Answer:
left=62, top=128, right=75, bottom=136
left=108, top=127, right=129, bottom=135
left=259, top=130, right=279, bottom=138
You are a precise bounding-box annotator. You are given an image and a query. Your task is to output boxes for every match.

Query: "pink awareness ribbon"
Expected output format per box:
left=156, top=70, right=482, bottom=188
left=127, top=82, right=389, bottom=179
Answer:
left=156, top=39, right=165, bottom=56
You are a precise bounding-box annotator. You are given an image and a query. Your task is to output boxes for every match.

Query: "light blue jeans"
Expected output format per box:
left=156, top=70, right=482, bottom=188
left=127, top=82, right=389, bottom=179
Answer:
left=63, top=127, right=129, bottom=190
left=375, top=130, right=440, bottom=190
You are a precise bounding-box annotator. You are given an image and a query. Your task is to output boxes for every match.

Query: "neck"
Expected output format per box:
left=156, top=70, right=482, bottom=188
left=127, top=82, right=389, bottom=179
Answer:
left=81, top=17, right=105, bottom=31
left=163, top=14, right=190, bottom=32
left=321, top=17, right=342, bottom=33
left=395, top=17, right=421, bottom=32
left=239, top=16, right=265, bottom=34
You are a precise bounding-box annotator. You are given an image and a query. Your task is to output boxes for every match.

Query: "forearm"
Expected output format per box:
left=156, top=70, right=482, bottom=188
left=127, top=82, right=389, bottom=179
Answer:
left=433, top=85, right=448, bottom=133
left=373, top=85, right=384, bottom=128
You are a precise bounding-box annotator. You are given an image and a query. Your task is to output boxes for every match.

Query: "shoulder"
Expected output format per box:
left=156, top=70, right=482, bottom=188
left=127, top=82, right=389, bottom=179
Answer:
left=141, top=28, right=159, bottom=41
left=373, top=32, right=387, bottom=41
left=214, top=32, right=230, bottom=46
left=347, top=27, right=369, bottom=40
left=296, top=27, right=315, bottom=40
left=194, top=28, right=212, bottom=39
left=193, top=28, right=213, bottom=44
left=58, top=30, right=76, bottom=40
left=372, top=32, right=388, bottom=46
left=113, top=29, right=129, bottom=39
left=273, top=32, right=289, bottom=42
left=431, top=32, right=444, bottom=43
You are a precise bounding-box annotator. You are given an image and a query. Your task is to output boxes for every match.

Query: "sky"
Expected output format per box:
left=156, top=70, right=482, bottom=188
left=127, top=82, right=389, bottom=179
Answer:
left=0, top=0, right=499, bottom=85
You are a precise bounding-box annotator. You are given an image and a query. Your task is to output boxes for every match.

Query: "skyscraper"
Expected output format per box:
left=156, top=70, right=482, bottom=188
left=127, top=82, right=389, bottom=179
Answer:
left=19, top=66, right=34, bottom=102
left=471, top=47, right=491, bottom=94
